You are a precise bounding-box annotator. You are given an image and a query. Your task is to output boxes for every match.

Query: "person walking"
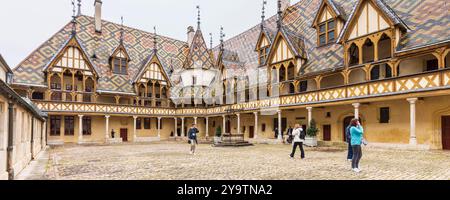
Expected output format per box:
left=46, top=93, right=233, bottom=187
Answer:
left=274, top=127, right=278, bottom=139
left=350, top=119, right=364, bottom=172
left=345, top=124, right=353, bottom=161
left=289, top=124, right=305, bottom=159
left=188, top=123, right=199, bottom=155
left=286, top=126, right=293, bottom=144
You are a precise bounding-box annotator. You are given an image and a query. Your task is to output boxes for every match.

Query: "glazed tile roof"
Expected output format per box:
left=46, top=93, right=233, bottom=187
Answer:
left=215, top=0, right=450, bottom=75
left=13, top=15, right=188, bottom=94
left=12, top=0, right=450, bottom=93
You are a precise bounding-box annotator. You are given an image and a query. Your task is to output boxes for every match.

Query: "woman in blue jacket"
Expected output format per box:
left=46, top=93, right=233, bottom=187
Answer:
left=350, top=119, right=364, bottom=173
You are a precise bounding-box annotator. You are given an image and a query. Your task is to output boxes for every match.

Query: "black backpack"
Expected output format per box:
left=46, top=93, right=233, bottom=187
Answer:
left=299, top=129, right=306, bottom=140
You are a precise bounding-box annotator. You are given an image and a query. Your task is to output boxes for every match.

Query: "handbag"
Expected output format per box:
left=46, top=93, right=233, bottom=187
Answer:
left=362, top=138, right=368, bottom=146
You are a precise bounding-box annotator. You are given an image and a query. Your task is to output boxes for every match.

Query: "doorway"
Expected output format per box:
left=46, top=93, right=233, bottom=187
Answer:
left=442, top=116, right=450, bottom=150
left=249, top=126, right=255, bottom=138
left=323, top=125, right=331, bottom=141
left=120, top=128, right=128, bottom=142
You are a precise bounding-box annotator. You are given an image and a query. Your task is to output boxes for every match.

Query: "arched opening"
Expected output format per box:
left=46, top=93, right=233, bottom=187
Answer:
left=445, top=52, right=449, bottom=68
left=146, top=82, right=153, bottom=98
left=348, top=43, right=359, bottom=66
left=161, top=86, right=167, bottom=99
left=321, top=73, right=345, bottom=89
left=298, top=79, right=317, bottom=92
left=348, top=68, right=366, bottom=84
left=398, top=54, right=439, bottom=76
left=378, top=34, right=392, bottom=60
left=84, top=77, right=95, bottom=102
left=271, top=67, right=278, bottom=83
left=362, top=39, right=375, bottom=63
left=279, top=65, right=286, bottom=82
left=50, top=74, right=62, bottom=101
left=154, top=82, right=161, bottom=99
left=287, top=63, right=295, bottom=80
left=371, top=63, right=392, bottom=80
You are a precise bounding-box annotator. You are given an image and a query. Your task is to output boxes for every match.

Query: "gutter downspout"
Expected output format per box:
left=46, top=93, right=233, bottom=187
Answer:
left=31, top=117, right=35, bottom=160
left=7, top=100, right=14, bottom=180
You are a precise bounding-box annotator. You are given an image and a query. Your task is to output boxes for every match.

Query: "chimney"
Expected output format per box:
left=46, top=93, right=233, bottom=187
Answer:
left=280, top=0, right=290, bottom=11
left=187, top=26, right=195, bottom=45
left=94, top=0, right=102, bottom=33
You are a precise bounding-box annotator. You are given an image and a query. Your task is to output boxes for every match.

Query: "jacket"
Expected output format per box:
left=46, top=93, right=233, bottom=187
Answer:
left=292, top=128, right=304, bottom=143
left=350, top=126, right=364, bottom=146
left=188, top=127, right=199, bottom=140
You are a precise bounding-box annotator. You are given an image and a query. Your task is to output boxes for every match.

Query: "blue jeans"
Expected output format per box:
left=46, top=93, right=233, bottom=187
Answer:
left=347, top=142, right=353, bottom=160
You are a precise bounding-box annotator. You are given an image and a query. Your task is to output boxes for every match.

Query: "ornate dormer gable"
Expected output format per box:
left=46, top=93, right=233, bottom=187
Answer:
left=43, top=35, right=98, bottom=78
left=133, top=53, right=171, bottom=88
left=267, top=28, right=306, bottom=65
left=255, top=30, right=275, bottom=66
left=337, top=0, right=409, bottom=67
left=109, top=43, right=130, bottom=75
left=183, top=29, right=215, bottom=70
left=337, top=0, right=408, bottom=44
left=312, top=0, right=346, bottom=46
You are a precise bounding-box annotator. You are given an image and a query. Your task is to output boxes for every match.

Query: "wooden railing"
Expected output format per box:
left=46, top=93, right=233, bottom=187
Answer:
left=34, top=69, right=450, bottom=116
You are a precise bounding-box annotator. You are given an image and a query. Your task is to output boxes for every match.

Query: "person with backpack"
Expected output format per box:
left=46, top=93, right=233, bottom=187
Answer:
left=350, top=119, right=364, bottom=173
left=188, top=123, right=199, bottom=155
left=289, top=124, right=305, bottom=159
left=345, top=124, right=353, bottom=161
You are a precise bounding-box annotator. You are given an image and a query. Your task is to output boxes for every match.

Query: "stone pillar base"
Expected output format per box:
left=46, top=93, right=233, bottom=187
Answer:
left=105, top=138, right=123, bottom=144
left=409, top=138, right=417, bottom=145
left=134, top=137, right=161, bottom=143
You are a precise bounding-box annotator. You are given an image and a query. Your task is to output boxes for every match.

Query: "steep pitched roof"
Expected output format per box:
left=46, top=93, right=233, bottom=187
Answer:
left=132, top=51, right=173, bottom=86
left=13, top=15, right=188, bottom=94
left=183, top=28, right=215, bottom=69
left=311, top=0, right=347, bottom=28
left=0, top=54, right=13, bottom=73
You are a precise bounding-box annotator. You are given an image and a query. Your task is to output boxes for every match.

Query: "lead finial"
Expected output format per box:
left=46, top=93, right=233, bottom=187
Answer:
left=261, top=0, right=267, bottom=30
left=71, top=0, right=77, bottom=35
left=277, top=0, right=282, bottom=30
left=77, top=0, right=82, bottom=16
left=196, top=5, right=201, bottom=29
left=120, top=16, right=124, bottom=44
left=220, top=27, right=225, bottom=51
left=209, top=33, right=213, bottom=49
left=153, top=26, right=158, bottom=54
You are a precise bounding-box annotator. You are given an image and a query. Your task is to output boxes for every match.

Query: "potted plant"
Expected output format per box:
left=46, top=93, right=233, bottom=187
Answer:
left=305, top=119, right=319, bottom=147
left=214, top=126, right=222, bottom=144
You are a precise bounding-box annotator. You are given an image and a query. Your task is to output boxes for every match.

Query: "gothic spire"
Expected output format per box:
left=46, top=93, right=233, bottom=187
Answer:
left=261, top=0, right=267, bottom=30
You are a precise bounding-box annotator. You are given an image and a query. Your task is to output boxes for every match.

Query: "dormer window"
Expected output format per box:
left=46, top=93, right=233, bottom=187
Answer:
left=259, top=46, right=270, bottom=65
left=110, top=46, right=130, bottom=75
left=318, top=19, right=336, bottom=46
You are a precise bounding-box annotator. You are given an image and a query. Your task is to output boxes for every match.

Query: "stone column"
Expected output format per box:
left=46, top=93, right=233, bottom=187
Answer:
left=133, top=116, right=138, bottom=142
left=78, top=115, right=84, bottom=144
left=222, top=115, right=226, bottom=135
left=236, top=113, right=241, bottom=135
left=407, top=98, right=418, bottom=145
left=194, top=117, right=198, bottom=125
left=105, top=115, right=110, bottom=141
left=352, top=103, right=361, bottom=119
left=181, top=117, right=185, bottom=137
left=205, top=117, right=209, bottom=139
left=254, top=112, right=258, bottom=139
left=277, top=110, right=282, bottom=141
left=306, top=107, right=313, bottom=125
left=157, top=117, right=162, bottom=138
left=174, top=117, right=178, bottom=138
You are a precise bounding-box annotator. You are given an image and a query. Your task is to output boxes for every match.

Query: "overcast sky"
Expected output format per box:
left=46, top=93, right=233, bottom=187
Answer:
left=0, top=0, right=282, bottom=69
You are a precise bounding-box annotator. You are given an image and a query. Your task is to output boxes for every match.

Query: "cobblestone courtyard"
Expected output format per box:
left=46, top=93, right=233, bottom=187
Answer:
left=23, top=142, right=450, bottom=180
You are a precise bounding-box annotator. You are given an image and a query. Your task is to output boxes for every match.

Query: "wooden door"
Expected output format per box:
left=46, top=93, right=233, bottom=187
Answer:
left=343, top=116, right=354, bottom=142
left=120, top=128, right=128, bottom=142
left=249, top=126, right=255, bottom=138
left=323, top=125, right=331, bottom=141
left=442, top=116, right=450, bottom=150
left=226, top=120, right=231, bottom=134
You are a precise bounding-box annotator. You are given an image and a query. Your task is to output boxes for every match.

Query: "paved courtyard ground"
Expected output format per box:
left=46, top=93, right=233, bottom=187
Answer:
left=20, top=142, right=450, bottom=180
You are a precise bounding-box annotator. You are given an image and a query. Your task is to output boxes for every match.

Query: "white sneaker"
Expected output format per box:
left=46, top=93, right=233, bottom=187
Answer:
left=352, top=168, right=361, bottom=173
left=347, top=159, right=352, bottom=162
left=357, top=168, right=362, bottom=172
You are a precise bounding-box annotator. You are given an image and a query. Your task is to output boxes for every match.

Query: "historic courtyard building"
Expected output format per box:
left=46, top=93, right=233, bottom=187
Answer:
left=3, top=0, right=450, bottom=157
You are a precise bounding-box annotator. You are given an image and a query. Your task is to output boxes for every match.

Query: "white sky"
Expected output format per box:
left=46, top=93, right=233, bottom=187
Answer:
left=0, top=0, right=281, bottom=69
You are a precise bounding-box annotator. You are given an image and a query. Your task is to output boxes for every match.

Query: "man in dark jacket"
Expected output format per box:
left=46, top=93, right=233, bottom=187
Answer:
left=188, top=123, right=199, bottom=155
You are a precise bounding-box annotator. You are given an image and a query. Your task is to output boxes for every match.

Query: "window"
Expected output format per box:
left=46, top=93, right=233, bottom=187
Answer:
left=380, top=107, right=390, bottom=123
left=111, top=49, right=128, bottom=75
left=318, top=19, right=336, bottom=46
left=426, top=59, right=439, bottom=72
left=144, top=118, right=151, bottom=129
left=66, top=84, right=73, bottom=91
left=259, top=46, right=270, bottom=65
left=136, top=118, right=142, bottom=129
left=50, top=116, right=61, bottom=136
left=32, top=92, right=44, bottom=100
left=50, top=83, right=61, bottom=90
left=64, top=116, right=75, bottom=136
left=299, top=81, right=308, bottom=92
left=82, top=117, right=92, bottom=135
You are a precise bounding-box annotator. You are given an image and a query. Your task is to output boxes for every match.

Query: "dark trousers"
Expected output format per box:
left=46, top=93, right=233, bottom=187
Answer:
left=290, top=142, right=305, bottom=158
left=351, top=145, right=362, bottom=169
left=347, top=142, right=354, bottom=160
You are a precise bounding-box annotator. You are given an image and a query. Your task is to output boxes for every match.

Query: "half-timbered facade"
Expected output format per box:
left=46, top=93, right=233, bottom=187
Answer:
left=7, top=0, right=450, bottom=150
